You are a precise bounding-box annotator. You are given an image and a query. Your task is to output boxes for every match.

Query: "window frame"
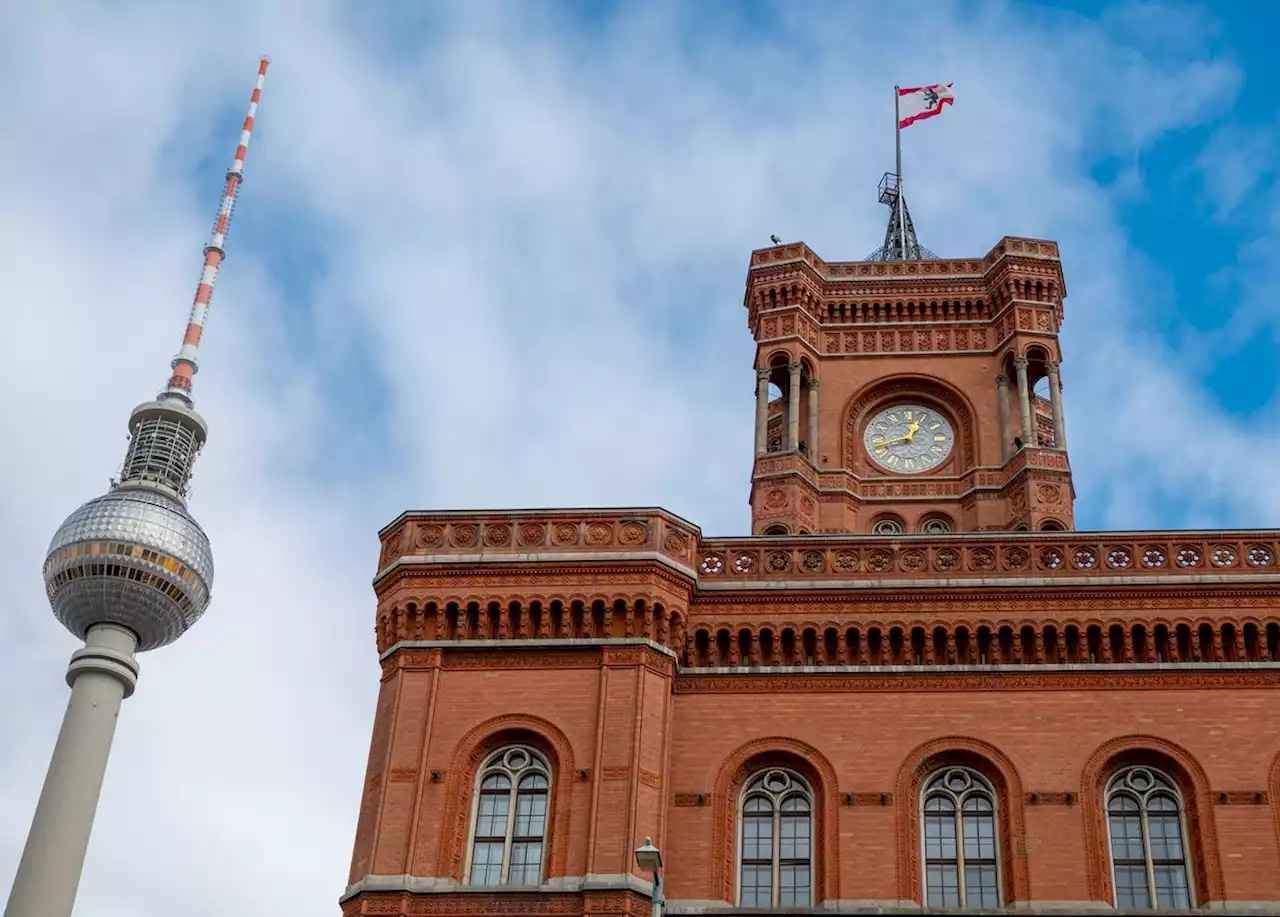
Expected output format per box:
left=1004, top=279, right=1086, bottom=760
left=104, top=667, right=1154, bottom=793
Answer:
left=462, top=745, right=552, bottom=887
left=735, top=767, right=814, bottom=908
left=918, top=765, right=1004, bottom=908
left=871, top=515, right=905, bottom=536
left=920, top=516, right=954, bottom=534
left=1103, top=766, right=1196, bottom=909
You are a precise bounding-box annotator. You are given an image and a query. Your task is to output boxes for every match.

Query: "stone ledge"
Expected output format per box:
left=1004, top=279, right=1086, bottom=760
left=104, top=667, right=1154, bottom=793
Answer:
left=381, top=637, right=680, bottom=662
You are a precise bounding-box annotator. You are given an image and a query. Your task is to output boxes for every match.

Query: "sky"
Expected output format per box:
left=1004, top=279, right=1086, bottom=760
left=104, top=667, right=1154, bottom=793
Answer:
left=1, top=0, right=1278, bottom=914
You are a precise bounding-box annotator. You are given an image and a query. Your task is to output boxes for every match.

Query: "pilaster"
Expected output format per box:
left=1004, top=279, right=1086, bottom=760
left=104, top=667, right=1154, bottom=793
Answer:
left=588, top=646, right=677, bottom=882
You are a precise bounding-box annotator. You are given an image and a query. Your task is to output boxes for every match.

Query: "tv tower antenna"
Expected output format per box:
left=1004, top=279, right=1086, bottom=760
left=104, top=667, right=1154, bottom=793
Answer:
left=5, top=56, right=270, bottom=917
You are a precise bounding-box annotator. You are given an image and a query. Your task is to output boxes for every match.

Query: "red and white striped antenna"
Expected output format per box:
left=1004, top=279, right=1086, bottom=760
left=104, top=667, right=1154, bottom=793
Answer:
left=162, top=55, right=271, bottom=404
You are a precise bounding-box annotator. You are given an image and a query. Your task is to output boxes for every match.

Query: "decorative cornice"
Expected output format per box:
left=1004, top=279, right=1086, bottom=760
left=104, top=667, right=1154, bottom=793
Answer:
left=375, top=512, right=1280, bottom=593
left=747, top=236, right=1063, bottom=282
left=691, top=534, right=1279, bottom=588
left=381, top=638, right=678, bottom=663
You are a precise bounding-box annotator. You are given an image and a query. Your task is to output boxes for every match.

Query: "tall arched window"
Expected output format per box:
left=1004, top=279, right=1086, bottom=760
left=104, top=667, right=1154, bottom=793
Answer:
left=1106, top=767, right=1193, bottom=908
left=738, top=768, right=812, bottom=907
left=465, top=746, right=550, bottom=886
left=921, top=767, right=1001, bottom=908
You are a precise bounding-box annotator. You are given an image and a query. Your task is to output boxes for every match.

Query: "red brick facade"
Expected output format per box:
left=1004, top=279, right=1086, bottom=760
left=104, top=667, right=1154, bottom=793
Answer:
left=343, top=237, right=1280, bottom=916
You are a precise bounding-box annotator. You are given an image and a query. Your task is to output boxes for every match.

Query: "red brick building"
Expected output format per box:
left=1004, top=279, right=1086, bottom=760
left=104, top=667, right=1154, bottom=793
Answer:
left=343, top=236, right=1280, bottom=916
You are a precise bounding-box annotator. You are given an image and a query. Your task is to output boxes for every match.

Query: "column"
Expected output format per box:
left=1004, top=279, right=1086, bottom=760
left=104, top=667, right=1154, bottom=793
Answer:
left=1046, top=361, right=1067, bottom=450
left=806, top=379, right=820, bottom=465
left=787, top=362, right=801, bottom=452
left=754, top=368, right=770, bottom=456
left=995, top=374, right=1012, bottom=461
left=1014, top=357, right=1033, bottom=448
left=5, top=624, right=140, bottom=917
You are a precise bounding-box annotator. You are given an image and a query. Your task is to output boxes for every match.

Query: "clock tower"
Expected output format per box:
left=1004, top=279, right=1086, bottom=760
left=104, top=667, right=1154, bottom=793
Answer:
left=746, top=210, right=1073, bottom=535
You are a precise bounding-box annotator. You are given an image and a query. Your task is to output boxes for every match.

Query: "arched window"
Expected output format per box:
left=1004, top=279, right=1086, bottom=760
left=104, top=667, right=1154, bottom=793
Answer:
left=921, top=516, right=953, bottom=534
left=921, top=767, right=1001, bottom=908
left=739, top=768, right=812, bottom=907
left=1106, top=767, right=1193, bottom=908
left=871, top=515, right=905, bottom=536
left=466, top=746, right=550, bottom=886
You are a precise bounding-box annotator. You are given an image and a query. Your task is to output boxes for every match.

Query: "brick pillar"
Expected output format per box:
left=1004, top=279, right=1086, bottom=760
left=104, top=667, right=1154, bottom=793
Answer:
left=589, top=648, right=677, bottom=882
left=355, top=652, right=443, bottom=880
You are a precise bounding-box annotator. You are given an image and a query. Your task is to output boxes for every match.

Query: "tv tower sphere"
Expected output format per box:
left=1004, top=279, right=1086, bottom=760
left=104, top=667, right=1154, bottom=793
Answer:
left=4, top=57, right=269, bottom=917
left=43, top=399, right=214, bottom=652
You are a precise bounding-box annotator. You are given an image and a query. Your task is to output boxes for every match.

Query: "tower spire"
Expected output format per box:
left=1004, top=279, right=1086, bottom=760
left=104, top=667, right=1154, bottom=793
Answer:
left=164, top=55, right=270, bottom=404
left=7, top=57, right=271, bottom=917
left=866, top=172, right=936, bottom=261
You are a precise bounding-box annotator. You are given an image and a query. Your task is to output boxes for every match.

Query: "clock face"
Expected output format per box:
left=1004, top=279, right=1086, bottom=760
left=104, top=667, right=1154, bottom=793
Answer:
left=863, top=404, right=955, bottom=474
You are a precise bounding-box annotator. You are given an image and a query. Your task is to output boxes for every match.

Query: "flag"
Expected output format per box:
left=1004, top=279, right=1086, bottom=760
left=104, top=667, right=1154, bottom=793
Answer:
left=898, top=83, right=954, bottom=129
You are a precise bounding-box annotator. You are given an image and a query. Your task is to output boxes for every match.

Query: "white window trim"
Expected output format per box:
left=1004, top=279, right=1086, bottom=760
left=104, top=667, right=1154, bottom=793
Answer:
left=1103, top=765, right=1197, bottom=910
left=462, top=745, right=551, bottom=887
left=918, top=765, right=1004, bottom=909
left=734, top=767, right=814, bottom=908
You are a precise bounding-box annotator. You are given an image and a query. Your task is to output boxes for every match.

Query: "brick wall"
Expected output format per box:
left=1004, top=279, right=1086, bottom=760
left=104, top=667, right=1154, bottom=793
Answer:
left=344, top=648, right=1280, bottom=913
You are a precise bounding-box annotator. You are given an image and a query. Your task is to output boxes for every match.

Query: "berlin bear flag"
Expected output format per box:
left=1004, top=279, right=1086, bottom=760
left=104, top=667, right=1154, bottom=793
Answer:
left=897, top=83, right=954, bottom=128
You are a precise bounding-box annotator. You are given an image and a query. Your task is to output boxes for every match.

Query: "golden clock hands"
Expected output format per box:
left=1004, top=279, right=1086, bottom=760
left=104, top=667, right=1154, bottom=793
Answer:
left=877, top=422, right=922, bottom=448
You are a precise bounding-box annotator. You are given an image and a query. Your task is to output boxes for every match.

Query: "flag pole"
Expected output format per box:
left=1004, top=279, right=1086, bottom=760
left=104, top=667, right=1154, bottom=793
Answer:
left=895, top=85, right=906, bottom=259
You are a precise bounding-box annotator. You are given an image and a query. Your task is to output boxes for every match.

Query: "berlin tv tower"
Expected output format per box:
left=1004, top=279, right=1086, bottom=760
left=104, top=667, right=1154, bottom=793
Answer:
left=5, top=57, right=270, bottom=917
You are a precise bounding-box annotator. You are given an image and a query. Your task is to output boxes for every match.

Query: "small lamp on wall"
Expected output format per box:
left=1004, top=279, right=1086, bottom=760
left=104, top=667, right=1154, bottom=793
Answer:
left=634, top=837, right=664, bottom=917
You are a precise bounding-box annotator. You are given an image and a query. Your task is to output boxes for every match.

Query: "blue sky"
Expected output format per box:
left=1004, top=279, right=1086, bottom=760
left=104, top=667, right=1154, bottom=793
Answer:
left=2, top=1, right=1280, bottom=915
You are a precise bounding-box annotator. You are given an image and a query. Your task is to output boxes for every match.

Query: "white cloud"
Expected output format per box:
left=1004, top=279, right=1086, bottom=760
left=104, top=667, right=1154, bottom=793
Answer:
left=1, top=2, right=1277, bottom=915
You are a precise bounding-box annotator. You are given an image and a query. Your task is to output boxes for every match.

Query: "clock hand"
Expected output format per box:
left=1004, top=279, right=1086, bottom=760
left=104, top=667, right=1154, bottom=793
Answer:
left=890, top=424, right=922, bottom=446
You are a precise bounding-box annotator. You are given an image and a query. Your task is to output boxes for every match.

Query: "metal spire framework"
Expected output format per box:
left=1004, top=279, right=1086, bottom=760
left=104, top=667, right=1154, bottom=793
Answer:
left=865, top=84, right=938, bottom=262
left=865, top=172, right=937, bottom=261
left=5, top=57, right=270, bottom=917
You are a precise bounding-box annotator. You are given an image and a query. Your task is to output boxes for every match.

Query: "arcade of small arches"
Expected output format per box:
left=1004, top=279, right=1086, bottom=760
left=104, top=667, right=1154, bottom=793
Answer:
left=375, top=597, right=686, bottom=655
left=449, top=731, right=1223, bottom=911
left=687, top=617, right=1280, bottom=669
left=374, top=599, right=1280, bottom=670
left=749, top=272, right=1061, bottom=327
left=820, top=296, right=996, bottom=324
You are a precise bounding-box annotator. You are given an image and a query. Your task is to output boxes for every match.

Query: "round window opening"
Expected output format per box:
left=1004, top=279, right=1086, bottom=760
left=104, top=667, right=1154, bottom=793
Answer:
left=872, top=518, right=904, bottom=536
left=764, top=770, right=791, bottom=793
